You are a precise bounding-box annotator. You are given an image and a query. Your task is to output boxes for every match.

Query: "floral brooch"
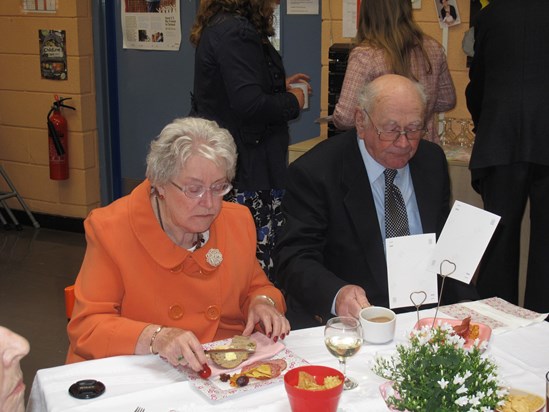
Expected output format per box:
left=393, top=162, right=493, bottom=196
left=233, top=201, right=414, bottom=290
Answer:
left=206, top=248, right=223, bottom=267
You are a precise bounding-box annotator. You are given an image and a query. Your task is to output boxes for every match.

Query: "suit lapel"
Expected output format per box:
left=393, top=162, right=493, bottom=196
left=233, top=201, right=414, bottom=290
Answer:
left=341, top=137, right=388, bottom=293
left=410, top=145, right=437, bottom=234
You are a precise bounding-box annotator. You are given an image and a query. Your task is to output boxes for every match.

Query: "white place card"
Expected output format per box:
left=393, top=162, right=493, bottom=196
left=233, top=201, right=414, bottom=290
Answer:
left=386, top=233, right=438, bottom=309
left=427, top=200, right=500, bottom=284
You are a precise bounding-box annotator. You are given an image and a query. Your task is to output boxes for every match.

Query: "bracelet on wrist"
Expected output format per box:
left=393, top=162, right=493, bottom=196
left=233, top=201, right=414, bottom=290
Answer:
left=149, top=325, right=164, bottom=355
left=255, top=294, right=276, bottom=307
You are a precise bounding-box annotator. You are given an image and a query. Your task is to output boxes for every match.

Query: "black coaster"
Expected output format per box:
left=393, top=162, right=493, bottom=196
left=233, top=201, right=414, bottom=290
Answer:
left=68, top=379, right=106, bottom=399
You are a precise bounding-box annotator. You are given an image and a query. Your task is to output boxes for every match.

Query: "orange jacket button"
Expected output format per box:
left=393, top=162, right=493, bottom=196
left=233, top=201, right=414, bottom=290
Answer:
left=205, top=305, right=220, bottom=321
left=169, top=304, right=184, bottom=320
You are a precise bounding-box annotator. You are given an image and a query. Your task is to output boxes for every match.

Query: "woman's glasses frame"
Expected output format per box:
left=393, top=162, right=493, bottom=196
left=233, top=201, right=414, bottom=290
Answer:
left=170, top=180, right=232, bottom=199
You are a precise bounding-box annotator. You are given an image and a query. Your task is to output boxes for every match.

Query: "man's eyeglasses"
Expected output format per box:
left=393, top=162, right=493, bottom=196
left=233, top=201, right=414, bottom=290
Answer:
left=363, top=110, right=428, bottom=142
left=170, top=180, right=232, bottom=199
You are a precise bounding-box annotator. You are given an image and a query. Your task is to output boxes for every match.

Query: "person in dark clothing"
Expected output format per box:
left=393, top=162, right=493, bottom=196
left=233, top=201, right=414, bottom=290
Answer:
left=466, top=0, right=549, bottom=315
left=275, top=75, right=479, bottom=329
left=190, top=0, right=310, bottom=280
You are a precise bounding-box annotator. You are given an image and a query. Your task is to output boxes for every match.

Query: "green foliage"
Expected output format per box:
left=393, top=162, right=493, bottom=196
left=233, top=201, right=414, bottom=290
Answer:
left=373, top=322, right=508, bottom=412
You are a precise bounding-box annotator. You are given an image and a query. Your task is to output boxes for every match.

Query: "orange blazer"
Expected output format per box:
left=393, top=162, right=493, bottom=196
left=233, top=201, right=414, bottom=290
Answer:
left=66, top=180, right=285, bottom=363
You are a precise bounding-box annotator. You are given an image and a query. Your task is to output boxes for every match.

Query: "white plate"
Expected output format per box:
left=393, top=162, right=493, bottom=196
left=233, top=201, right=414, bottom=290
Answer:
left=180, top=343, right=309, bottom=401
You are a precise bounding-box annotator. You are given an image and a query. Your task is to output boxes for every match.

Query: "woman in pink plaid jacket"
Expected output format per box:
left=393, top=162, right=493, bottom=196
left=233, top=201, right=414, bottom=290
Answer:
left=333, top=0, right=456, bottom=144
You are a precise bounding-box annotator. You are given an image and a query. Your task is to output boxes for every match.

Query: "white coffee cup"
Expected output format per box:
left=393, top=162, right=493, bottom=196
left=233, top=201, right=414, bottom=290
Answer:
left=359, top=306, right=396, bottom=344
left=290, top=82, right=309, bottom=109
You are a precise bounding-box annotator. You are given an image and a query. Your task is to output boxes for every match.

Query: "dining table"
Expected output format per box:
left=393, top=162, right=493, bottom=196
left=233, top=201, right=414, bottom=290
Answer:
left=26, top=301, right=549, bottom=412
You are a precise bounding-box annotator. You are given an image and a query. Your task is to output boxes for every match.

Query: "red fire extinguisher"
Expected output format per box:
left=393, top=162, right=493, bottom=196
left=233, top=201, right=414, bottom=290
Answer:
left=47, top=95, right=76, bottom=180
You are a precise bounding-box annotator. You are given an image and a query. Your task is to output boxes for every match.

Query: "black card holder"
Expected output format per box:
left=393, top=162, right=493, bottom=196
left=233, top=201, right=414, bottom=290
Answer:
left=68, top=379, right=106, bottom=399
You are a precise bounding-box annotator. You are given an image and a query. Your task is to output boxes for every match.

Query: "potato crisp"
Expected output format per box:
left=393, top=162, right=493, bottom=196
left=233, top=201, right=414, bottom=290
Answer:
left=295, top=371, right=342, bottom=391
left=499, top=393, right=544, bottom=412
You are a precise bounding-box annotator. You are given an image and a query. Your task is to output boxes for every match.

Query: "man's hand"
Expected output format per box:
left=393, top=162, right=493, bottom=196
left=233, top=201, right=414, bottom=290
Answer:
left=335, top=285, right=370, bottom=319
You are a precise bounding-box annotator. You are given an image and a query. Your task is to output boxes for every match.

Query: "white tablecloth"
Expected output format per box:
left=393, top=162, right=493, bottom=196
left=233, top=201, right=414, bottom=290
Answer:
left=26, top=309, right=549, bottom=412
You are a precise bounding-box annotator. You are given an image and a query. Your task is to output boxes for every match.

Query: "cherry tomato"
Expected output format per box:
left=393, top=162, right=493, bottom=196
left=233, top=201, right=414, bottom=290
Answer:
left=199, top=364, right=212, bottom=379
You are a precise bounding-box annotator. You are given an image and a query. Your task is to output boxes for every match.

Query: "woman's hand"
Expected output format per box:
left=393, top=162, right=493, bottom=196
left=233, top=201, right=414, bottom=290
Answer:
left=140, top=325, right=208, bottom=372
left=242, top=296, right=291, bottom=342
left=286, top=73, right=311, bottom=110
left=286, top=73, right=312, bottom=94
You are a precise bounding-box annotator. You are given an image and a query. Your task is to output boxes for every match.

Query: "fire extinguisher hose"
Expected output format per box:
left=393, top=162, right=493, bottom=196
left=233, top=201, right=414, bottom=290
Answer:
left=47, top=96, right=76, bottom=156
left=46, top=110, right=65, bottom=156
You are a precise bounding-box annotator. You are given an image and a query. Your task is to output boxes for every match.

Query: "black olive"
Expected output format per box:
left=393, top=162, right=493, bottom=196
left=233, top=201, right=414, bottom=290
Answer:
left=236, top=375, right=250, bottom=387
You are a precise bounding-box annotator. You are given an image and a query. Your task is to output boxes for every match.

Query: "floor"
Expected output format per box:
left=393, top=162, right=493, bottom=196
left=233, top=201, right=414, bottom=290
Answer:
left=0, top=225, right=87, bottom=403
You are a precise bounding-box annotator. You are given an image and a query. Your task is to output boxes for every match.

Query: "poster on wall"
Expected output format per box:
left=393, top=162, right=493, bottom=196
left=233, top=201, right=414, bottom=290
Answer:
left=23, top=0, right=56, bottom=12
left=342, top=0, right=358, bottom=38
left=435, top=0, right=461, bottom=28
left=121, top=0, right=181, bottom=51
left=39, top=29, right=68, bottom=80
left=287, top=0, right=319, bottom=15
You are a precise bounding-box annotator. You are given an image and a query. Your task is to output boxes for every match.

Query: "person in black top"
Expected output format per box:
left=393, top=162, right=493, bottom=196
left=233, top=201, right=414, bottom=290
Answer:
left=190, top=0, right=310, bottom=281
left=466, top=0, right=549, bottom=315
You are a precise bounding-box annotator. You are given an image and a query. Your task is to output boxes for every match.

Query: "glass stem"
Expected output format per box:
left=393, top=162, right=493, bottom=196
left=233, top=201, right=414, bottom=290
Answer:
left=339, top=359, right=347, bottom=378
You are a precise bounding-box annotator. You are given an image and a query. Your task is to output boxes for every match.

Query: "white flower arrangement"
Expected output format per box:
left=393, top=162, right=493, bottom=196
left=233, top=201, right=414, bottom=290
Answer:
left=205, top=248, right=223, bottom=267
left=373, top=322, right=508, bottom=412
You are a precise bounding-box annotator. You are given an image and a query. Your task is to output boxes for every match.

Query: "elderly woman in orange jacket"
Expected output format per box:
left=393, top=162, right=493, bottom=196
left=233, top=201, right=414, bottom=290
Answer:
left=66, top=117, right=289, bottom=373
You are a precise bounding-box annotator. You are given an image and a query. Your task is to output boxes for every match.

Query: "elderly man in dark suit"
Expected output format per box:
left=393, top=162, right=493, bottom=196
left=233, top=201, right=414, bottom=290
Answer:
left=466, top=0, right=549, bottom=315
left=275, top=74, right=478, bottom=329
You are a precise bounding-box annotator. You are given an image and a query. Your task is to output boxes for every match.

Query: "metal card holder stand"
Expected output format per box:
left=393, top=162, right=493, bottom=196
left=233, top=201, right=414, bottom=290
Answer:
left=0, top=165, right=40, bottom=230
left=410, top=259, right=457, bottom=325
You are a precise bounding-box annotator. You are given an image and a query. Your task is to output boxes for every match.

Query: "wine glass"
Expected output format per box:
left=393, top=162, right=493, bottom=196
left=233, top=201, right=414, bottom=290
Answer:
left=443, top=117, right=458, bottom=146
left=324, top=316, right=363, bottom=390
left=456, top=119, right=471, bottom=148
left=438, top=118, right=447, bottom=146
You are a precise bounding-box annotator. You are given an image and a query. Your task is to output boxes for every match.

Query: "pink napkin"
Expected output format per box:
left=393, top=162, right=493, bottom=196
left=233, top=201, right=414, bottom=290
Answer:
left=206, top=332, right=285, bottom=377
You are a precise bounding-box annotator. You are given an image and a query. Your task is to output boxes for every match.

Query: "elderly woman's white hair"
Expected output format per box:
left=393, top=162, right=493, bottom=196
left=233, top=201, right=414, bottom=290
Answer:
left=146, top=117, right=237, bottom=186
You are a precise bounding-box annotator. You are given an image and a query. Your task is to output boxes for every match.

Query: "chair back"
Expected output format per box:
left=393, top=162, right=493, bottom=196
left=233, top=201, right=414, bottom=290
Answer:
left=64, top=284, right=75, bottom=321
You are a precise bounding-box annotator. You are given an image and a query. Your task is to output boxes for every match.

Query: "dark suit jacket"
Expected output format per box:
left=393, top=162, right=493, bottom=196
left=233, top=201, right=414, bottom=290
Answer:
left=466, top=0, right=549, bottom=185
left=274, top=130, right=478, bottom=328
left=192, top=12, right=300, bottom=191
